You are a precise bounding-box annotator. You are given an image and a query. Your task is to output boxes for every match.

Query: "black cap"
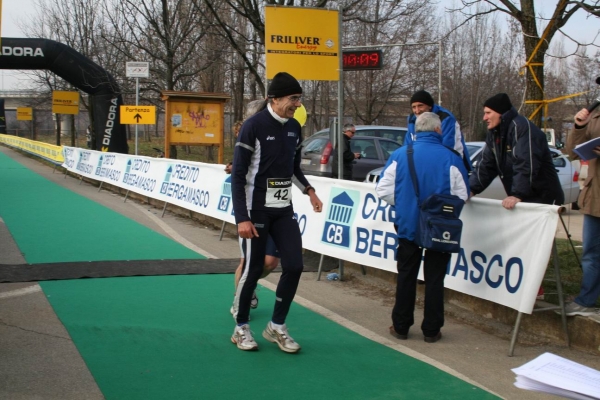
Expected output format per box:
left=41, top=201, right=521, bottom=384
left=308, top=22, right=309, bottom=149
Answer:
left=267, top=72, right=302, bottom=98
left=483, top=93, right=513, bottom=115
left=596, top=76, right=600, bottom=85
left=410, top=90, right=435, bottom=108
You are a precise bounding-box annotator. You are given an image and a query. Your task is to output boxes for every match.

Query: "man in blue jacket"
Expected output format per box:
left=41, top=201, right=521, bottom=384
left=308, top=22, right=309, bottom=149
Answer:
left=376, top=112, right=469, bottom=343
left=230, top=72, right=323, bottom=353
left=405, top=90, right=471, bottom=171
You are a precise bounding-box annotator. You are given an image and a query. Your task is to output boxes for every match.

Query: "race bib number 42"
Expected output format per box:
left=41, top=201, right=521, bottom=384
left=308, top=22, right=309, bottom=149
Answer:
left=265, top=178, right=292, bottom=208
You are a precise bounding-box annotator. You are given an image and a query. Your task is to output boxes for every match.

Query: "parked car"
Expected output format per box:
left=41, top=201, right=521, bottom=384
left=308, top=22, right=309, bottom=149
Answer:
left=300, top=125, right=407, bottom=181
left=364, top=141, right=580, bottom=205
left=569, top=159, right=588, bottom=209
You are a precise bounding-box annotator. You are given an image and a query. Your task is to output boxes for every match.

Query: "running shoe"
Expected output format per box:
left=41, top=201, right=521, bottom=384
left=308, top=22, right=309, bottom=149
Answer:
left=262, top=322, right=301, bottom=353
left=231, top=324, right=258, bottom=351
left=563, top=302, right=596, bottom=317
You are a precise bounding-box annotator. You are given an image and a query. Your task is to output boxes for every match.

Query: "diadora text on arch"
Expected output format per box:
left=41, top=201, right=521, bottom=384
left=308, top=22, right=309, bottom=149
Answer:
left=2, top=47, right=44, bottom=57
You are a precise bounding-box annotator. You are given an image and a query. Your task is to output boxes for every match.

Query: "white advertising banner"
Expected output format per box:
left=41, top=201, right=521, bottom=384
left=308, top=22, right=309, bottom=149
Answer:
left=62, top=148, right=560, bottom=314
left=62, top=147, right=237, bottom=224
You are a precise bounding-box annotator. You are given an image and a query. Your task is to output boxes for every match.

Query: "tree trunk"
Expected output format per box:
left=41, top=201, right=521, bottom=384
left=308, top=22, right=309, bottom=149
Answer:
left=70, top=115, right=76, bottom=147
left=520, top=0, right=546, bottom=127
left=55, top=114, right=61, bottom=146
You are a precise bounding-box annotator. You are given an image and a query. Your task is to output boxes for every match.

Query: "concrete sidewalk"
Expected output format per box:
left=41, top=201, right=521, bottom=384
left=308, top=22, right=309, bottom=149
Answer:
left=1, top=146, right=598, bottom=400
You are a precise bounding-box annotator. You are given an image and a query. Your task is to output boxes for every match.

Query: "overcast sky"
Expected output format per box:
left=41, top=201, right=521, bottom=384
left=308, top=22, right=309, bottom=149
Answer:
left=1, top=0, right=599, bottom=90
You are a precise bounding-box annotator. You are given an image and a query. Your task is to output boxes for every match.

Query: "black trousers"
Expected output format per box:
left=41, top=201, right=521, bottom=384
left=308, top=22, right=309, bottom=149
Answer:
left=391, top=238, right=450, bottom=337
left=235, top=208, right=303, bottom=325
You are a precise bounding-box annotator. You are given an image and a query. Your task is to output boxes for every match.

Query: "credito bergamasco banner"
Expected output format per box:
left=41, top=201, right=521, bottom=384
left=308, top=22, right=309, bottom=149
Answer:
left=265, top=6, right=339, bottom=81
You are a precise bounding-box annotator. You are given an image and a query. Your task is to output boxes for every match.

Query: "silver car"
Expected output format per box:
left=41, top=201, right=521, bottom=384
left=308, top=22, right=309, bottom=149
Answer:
left=300, top=125, right=407, bottom=181
left=365, top=141, right=580, bottom=205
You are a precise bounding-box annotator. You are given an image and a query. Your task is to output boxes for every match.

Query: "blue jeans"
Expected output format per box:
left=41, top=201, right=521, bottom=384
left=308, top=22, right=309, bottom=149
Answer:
left=575, top=214, right=600, bottom=307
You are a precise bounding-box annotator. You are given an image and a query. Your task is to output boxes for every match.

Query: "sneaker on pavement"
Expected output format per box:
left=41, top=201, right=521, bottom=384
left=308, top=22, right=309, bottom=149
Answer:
left=589, top=313, right=600, bottom=324
left=563, top=302, right=596, bottom=317
left=251, top=291, right=259, bottom=309
left=231, top=324, right=258, bottom=351
left=263, top=322, right=301, bottom=353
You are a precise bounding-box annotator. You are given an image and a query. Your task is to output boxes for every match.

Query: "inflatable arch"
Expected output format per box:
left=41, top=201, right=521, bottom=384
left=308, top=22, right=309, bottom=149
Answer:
left=0, top=37, right=128, bottom=153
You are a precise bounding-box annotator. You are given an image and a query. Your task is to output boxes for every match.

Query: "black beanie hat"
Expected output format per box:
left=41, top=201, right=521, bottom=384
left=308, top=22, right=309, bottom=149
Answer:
left=410, top=90, right=435, bottom=108
left=267, top=72, right=302, bottom=98
left=484, top=93, right=512, bottom=115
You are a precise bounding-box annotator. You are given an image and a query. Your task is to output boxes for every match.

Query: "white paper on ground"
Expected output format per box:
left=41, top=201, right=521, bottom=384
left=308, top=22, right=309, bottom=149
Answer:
left=512, top=352, right=600, bottom=399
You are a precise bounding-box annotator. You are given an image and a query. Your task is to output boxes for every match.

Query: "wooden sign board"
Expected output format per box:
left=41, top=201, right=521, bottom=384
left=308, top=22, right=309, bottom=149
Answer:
left=161, top=91, right=230, bottom=161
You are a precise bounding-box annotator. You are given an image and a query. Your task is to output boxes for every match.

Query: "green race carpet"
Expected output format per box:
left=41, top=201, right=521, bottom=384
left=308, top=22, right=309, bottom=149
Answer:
left=0, top=151, right=498, bottom=399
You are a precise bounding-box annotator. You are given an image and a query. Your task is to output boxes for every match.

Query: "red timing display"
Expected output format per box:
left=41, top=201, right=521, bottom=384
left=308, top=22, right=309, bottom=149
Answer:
left=342, top=50, right=383, bottom=71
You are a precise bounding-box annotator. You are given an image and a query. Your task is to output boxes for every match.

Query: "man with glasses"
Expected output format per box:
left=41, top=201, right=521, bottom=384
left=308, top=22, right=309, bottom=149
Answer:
left=230, top=72, right=323, bottom=353
left=332, top=123, right=361, bottom=180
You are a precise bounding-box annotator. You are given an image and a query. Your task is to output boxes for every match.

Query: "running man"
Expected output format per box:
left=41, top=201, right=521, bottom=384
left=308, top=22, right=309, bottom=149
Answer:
left=230, top=72, right=323, bottom=353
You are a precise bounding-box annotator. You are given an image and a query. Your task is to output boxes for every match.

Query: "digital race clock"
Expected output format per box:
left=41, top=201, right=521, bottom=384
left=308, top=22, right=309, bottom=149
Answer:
left=342, top=50, right=383, bottom=71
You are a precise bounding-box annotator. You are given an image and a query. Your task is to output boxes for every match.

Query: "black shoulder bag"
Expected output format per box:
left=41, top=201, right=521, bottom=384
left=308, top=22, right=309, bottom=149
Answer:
left=407, top=144, right=465, bottom=253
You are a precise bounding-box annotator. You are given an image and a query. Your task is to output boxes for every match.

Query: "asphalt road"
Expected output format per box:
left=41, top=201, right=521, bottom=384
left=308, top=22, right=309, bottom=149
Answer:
left=0, top=146, right=597, bottom=400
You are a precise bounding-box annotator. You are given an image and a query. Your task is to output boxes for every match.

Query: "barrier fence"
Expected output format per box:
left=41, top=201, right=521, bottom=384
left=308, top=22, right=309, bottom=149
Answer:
left=0, top=135, right=561, bottom=315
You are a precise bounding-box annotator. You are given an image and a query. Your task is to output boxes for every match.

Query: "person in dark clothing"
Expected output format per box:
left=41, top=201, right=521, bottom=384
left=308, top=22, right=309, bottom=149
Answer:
left=469, top=93, right=564, bottom=209
left=230, top=72, right=323, bottom=353
left=332, top=123, right=361, bottom=180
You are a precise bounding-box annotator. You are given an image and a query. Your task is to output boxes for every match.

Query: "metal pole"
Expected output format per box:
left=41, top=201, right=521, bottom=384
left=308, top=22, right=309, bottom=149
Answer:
left=135, top=77, right=139, bottom=155
left=343, top=41, right=440, bottom=50
left=438, top=41, right=442, bottom=105
left=337, top=4, right=345, bottom=280
left=337, top=4, right=344, bottom=181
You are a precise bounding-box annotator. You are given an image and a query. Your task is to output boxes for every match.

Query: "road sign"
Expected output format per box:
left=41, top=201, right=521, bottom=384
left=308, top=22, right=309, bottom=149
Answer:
left=52, top=91, right=80, bottom=114
left=126, top=62, right=150, bottom=78
left=16, top=107, right=33, bottom=121
left=120, top=105, right=156, bottom=124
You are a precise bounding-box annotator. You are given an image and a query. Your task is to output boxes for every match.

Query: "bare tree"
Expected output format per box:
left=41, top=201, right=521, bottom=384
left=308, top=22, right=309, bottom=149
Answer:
left=568, top=48, right=600, bottom=107
left=343, top=0, right=439, bottom=126
left=202, top=0, right=428, bottom=97
left=103, top=0, right=214, bottom=94
left=102, top=0, right=218, bottom=157
left=21, top=0, right=116, bottom=145
left=448, top=0, right=600, bottom=126
left=443, top=7, right=525, bottom=139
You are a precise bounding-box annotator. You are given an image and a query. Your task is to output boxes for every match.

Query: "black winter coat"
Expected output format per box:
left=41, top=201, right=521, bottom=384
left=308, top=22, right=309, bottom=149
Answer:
left=470, top=107, right=564, bottom=205
left=332, top=134, right=355, bottom=180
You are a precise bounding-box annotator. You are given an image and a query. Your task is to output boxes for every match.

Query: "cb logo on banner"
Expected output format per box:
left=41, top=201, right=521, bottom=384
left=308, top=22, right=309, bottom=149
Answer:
left=321, top=188, right=359, bottom=247
left=217, top=176, right=233, bottom=215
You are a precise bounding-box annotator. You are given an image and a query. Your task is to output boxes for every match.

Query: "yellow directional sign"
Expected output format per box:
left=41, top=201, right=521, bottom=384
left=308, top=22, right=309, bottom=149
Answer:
left=120, top=105, right=156, bottom=125
left=52, top=91, right=80, bottom=114
left=16, top=107, right=33, bottom=121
